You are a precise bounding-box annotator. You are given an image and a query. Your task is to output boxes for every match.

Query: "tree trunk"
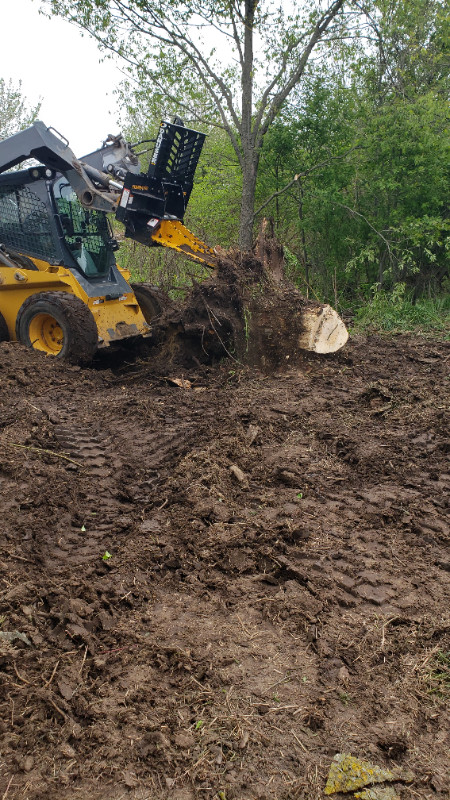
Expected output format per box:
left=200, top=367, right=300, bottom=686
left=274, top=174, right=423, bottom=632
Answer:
left=238, top=0, right=257, bottom=251
left=297, top=178, right=310, bottom=296
left=254, top=218, right=285, bottom=282
left=239, top=154, right=258, bottom=250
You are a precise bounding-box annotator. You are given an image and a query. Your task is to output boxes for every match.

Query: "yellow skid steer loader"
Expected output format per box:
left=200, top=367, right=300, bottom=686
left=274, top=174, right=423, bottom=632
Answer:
left=0, top=120, right=347, bottom=362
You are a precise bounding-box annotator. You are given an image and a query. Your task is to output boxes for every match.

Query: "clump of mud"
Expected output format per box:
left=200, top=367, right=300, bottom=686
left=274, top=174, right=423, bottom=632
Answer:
left=150, top=233, right=319, bottom=370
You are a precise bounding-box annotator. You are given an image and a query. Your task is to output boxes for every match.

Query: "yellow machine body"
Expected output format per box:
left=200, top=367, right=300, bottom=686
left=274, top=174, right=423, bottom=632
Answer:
left=0, top=119, right=218, bottom=361
left=0, top=257, right=150, bottom=350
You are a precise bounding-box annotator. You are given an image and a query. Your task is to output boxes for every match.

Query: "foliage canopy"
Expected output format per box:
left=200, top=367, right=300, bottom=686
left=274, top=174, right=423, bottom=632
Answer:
left=43, top=0, right=449, bottom=315
left=45, top=0, right=367, bottom=247
left=0, top=79, right=41, bottom=140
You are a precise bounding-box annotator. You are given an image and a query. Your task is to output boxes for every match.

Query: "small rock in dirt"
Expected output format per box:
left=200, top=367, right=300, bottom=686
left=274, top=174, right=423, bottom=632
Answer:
left=354, top=789, right=400, bottom=799
left=23, top=755, right=34, bottom=772
left=0, top=630, right=31, bottom=646
left=245, top=424, right=260, bottom=445
left=324, top=753, right=413, bottom=795
left=57, top=680, right=75, bottom=701
left=173, top=732, right=194, bottom=749
left=230, top=464, right=248, bottom=485
left=60, top=743, right=76, bottom=759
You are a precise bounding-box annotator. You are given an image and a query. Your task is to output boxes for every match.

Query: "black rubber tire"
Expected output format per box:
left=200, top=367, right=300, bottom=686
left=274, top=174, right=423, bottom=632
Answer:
left=0, top=312, right=9, bottom=342
left=15, top=292, right=98, bottom=364
left=131, top=283, right=169, bottom=324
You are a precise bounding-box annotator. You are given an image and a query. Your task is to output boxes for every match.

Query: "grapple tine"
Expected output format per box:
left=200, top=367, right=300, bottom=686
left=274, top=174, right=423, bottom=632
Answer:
left=150, top=219, right=217, bottom=269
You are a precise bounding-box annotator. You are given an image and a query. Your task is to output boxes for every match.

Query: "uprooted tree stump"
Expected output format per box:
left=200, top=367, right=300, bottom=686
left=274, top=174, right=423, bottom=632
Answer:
left=149, top=221, right=348, bottom=370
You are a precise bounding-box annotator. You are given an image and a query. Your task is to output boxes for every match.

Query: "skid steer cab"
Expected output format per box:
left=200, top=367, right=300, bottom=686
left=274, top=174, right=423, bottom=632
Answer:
left=0, top=119, right=216, bottom=362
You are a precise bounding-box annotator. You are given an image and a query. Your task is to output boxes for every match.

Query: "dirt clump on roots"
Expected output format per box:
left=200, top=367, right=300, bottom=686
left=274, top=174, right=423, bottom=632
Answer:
left=150, top=244, right=317, bottom=370
left=0, top=332, right=449, bottom=800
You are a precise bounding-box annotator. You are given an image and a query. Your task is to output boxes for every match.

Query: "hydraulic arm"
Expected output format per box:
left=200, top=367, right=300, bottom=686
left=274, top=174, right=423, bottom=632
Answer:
left=0, top=119, right=217, bottom=267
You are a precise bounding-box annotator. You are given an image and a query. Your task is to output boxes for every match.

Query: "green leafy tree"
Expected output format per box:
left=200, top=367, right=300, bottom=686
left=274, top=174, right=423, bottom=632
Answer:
left=0, top=79, right=41, bottom=140
left=44, top=0, right=370, bottom=249
left=249, top=0, right=449, bottom=301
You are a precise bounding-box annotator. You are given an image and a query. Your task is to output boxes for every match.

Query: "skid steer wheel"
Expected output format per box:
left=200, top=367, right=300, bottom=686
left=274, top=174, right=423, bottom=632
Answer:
left=131, top=283, right=168, bottom=324
left=0, top=312, right=9, bottom=342
left=16, top=292, right=98, bottom=364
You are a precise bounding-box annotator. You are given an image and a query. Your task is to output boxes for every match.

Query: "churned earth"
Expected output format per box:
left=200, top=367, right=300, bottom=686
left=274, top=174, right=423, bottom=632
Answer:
left=0, top=332, right=448, bottom=800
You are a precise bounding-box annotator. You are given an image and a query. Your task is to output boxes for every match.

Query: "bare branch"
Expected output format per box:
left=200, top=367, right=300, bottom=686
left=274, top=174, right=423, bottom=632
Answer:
left=255, top=0, right=347, bottom=149
left=254, top=146, right=361, bottom=217
left=229, top=4, right=244, bottom=68
left=193, top=9, right=237, bottom=41
left=116, top=67, right=226, bottom=131
left=331, top=199, right=394, bottom=264
left=138, top=4, right=241, bottom=129
left=94, top=0, right=242, bottom=144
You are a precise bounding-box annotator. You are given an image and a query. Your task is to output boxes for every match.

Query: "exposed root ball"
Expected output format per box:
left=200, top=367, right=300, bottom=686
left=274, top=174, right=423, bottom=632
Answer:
left=150, top=235, right=347, bottom=370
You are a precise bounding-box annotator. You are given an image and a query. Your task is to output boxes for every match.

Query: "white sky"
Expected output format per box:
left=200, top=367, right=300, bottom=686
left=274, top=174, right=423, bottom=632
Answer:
left=0, top=0, right=123, bottom=155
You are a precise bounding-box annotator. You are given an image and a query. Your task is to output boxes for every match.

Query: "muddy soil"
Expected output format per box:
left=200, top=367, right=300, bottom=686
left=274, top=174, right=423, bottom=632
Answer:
left=0, top=333, right=448, bottom=800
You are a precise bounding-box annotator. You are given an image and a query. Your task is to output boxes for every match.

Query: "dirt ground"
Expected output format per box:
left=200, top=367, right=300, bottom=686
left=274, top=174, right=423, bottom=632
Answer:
left=0, top=332, right=448, bottom=800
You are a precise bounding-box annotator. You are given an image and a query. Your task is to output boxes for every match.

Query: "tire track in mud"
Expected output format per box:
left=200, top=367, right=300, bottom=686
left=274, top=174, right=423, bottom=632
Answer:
left=103, top=403, right=202, bottom=501
left=53, top=423, right=110, bottom=476
left=25, top=399, right=122, bottom=571
left=1, top=337, right=450, bottom=800
left=259, top=476, right=449, bottom=621
left=35, top=399, right=199, bottom=571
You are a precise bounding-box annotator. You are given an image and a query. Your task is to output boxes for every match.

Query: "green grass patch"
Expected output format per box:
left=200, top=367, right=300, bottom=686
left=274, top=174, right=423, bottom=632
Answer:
left=352, top=285, right=450, bottom=338
left=422, top=650, right=450, bottom=701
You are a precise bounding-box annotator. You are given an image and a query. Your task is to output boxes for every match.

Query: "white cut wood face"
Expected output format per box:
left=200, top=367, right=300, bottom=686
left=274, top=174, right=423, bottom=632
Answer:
left=298, top=304, right=349, bottom=353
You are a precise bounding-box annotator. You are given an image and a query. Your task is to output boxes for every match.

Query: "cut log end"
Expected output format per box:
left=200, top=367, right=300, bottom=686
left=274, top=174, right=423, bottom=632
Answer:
left=298, top=304, right=349, bottom=354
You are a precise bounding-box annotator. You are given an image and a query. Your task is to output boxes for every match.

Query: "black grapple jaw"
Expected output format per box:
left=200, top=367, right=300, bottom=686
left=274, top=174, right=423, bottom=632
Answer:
left=115, top=119, right=206, bottom=237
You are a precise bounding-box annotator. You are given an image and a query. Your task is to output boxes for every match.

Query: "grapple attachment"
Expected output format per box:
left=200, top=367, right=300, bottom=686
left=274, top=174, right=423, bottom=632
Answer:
left=116, top=119, right=206, bottom=237
left=148, top=120, right=206, bottom=214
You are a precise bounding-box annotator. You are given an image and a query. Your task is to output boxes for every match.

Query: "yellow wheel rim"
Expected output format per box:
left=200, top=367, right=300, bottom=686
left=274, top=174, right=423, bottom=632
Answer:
left=28, top=313, right=64, bottom=355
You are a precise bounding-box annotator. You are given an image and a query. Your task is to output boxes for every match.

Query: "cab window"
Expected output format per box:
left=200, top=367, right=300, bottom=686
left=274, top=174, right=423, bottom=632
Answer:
left=53, top=178, right=113, bottom=277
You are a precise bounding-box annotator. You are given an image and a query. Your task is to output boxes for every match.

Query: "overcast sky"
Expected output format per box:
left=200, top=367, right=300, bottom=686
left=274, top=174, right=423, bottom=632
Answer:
left=0, top=0, right=123, bottom=155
